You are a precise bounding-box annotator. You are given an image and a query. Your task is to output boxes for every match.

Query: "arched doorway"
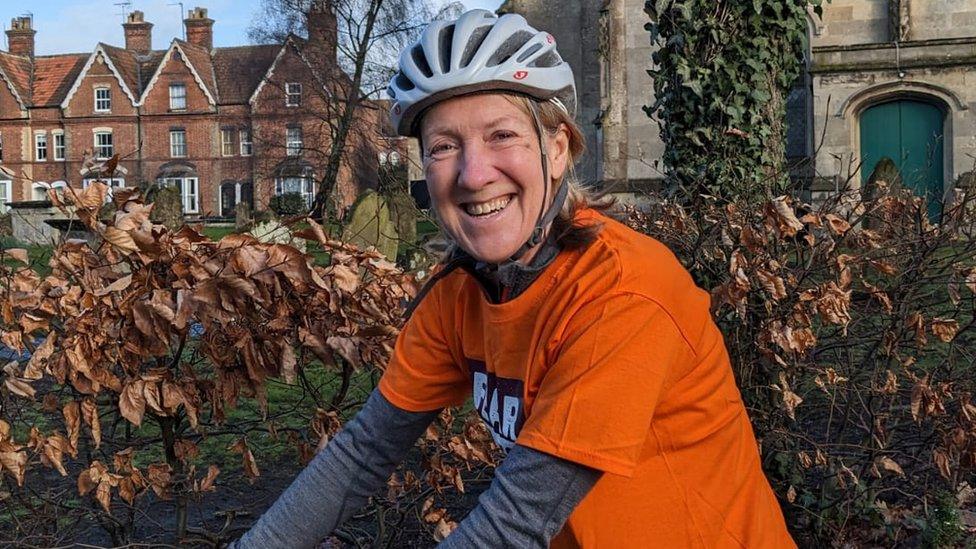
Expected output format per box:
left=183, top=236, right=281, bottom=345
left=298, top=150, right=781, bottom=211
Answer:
left=859, top=99, right=945, bottom=219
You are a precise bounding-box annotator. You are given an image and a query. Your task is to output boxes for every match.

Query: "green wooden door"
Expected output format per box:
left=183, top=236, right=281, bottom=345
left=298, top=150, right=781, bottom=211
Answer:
left=860, top=99, right=945, bottom=220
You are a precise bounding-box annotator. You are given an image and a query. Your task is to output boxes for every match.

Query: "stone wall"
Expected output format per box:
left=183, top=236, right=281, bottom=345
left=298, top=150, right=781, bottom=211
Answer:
left=810, top=0, right=976, bottom=189
left=8, top=201, right=60, bottom=245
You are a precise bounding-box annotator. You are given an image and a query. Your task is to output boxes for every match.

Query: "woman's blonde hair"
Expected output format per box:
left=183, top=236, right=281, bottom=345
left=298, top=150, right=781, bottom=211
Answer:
left=500, top=92, right=616, bottom=250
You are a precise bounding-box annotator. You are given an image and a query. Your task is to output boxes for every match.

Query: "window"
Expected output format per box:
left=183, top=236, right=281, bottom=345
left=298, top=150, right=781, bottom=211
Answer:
left=94, top=131, right=113, bottom=159
left=54, top=132, right=66, bottom=161
left=170, top=129, right=187, bottom=158
left=286, top=127, right=302, bottom=156
left=285, top=82, right=302, bottom=107
left=0, top=179, right=10, bottom=212
left=35, top=132, right=48, bottom=162
left=240, top=128, right=252, bottom=156
left=169, top=83, right=187, bottom=110
left=221, top=129, right=235, bottom=156
left=0, top=132, right=4, bottom=162
left=162, top=176, right=199, bottom=213
left=275, top=175, right=315, bottom=208
left=94, top=87, right=111, bottom=112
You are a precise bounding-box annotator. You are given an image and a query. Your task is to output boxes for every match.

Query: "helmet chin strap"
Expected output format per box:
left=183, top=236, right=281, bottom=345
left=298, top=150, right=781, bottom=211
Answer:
left=504, top=100, right=568, bottom=264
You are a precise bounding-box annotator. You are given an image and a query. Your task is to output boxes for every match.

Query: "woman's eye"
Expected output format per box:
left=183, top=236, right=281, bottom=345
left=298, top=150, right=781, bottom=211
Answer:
left=429, top=143, right=456, bottom=155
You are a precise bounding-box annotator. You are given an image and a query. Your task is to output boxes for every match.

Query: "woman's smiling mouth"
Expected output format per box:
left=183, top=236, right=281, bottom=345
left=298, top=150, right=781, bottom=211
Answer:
left=463, top=194, right=514, bottom=217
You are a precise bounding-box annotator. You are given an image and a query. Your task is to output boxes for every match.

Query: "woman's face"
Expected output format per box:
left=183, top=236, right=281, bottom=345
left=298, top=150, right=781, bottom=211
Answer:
left=420, top=94, right=569, bottom=264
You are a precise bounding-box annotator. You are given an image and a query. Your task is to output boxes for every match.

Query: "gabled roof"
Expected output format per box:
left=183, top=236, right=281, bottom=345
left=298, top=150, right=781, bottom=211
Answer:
left=1, top=37, right=324, bottom=110
left=176, top=40, right=219, bottom=102
left=99, top=44, right=144, bottom=100
left=0, top=51, right=31, bottom=106
left=32, top=54, right=88, bottom=106
left=139, top=40, right=218, bottom=106
left=247, top=35, right=351, bottom=106
left=60, top=44, right=140, bottom=108
left=213, top=44, right=279, bottom=105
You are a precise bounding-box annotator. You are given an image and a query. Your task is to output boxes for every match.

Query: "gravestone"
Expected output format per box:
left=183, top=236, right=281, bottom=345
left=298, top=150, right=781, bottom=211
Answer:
left=342, top=190, right=398, bottom=261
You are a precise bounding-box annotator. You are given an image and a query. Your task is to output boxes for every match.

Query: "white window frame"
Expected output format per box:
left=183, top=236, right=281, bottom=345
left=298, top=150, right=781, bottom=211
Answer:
left=170, top=129, right=187, bottom=158
left=83, top=178, right=125, bottom=189
left=221, top=129, right=235, bottom=157
left=0, top=179, right=11, bottom=212
left=169, top=83, right=187, bottom=111
left=286, top=127, right=302, bottom=156
left=94, top=131, right=113, bottom=160
left=53, top=132, right=66, bottom=161
left=162, top=176, right=199, bottom=214
left=35, top=132, right=48, bottom=162
left=274, top=175, right=315, bottom=208
left=94, top=87, right=111, bottom=113
left=240, top=128, right=252, bottom=156
left=285, top=82, right=302, bottom=107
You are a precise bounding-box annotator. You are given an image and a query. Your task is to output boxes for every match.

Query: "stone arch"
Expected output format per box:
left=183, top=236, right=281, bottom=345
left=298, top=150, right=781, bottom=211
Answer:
left=840, top=81, right=962, bottom=191
left=840, top=80, right=966, bottom=119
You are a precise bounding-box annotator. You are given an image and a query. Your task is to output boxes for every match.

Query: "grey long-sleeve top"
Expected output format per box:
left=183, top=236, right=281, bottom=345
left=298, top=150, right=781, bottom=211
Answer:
left=229, top=388, right=600, bottom=548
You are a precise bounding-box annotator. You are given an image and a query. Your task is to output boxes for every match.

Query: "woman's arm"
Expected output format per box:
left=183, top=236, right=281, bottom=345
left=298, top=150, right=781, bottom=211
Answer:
left=230, top=389, right=440, bottom=549
left=439, top=445, right=602, bottom=548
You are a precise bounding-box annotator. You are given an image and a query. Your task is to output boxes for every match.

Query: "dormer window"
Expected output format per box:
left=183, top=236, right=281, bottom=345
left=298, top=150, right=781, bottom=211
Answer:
left=169, top=83, right=187, bottom=111
left=95, top=87, right=111, bottom=113
left=286, top=82, right=302, bottom=107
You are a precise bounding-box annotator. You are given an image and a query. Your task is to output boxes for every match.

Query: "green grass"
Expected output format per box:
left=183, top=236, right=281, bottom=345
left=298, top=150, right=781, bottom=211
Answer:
left=1, top=237, right=54, bottom=275
left=200, top=225, right=237, bottom=241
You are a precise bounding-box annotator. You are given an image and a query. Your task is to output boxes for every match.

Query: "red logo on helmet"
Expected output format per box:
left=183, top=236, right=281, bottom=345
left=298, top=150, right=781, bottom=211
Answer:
left=513, top=70, right=529, bottom=80
left=546, top=34, right=554, bottom=44
left=393, top=104, right=401, bottom=115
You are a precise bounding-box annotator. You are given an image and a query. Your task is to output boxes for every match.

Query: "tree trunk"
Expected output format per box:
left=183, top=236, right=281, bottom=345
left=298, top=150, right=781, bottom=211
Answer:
left=311, top=0, right=385, bottom=220
left=158, top=415, right=188, bottom=540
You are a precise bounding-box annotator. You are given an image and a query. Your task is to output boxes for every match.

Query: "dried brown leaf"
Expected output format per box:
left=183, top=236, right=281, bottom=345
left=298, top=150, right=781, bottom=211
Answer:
left=63, top=401, right=81, bottom=451
left=5, top=249, right=28, bottom=264
left=81, top=397, right=101, bottom=449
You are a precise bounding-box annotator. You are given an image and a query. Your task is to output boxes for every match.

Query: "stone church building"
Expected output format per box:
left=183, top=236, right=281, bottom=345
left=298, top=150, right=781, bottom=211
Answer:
left=500, top=0, right=976, bottom=210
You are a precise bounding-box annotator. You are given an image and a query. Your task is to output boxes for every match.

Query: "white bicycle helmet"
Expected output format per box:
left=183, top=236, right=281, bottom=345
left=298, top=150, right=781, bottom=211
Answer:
left=388, top=9, right=577, bottom=137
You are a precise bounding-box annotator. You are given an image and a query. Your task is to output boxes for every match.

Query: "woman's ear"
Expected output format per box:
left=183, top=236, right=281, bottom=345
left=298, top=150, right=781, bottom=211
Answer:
left=547, top=123, right=571, bottom=182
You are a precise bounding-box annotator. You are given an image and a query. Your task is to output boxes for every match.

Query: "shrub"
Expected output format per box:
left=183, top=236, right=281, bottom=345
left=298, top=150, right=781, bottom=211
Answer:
left=269, top=192, right=309, bottom=216
left=628, top=181, right=976, bottom=546
left=0, top=183, right=419, bottom=545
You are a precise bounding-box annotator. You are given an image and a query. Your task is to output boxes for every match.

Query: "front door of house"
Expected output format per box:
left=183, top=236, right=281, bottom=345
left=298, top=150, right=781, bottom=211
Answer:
left=221, top=183, right=237, bottom=217
left=860, top=99, right=945, bottom=220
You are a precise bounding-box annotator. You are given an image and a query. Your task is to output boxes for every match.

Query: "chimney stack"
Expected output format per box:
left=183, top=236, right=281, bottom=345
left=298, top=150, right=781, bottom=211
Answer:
left=306, top=0, right=337, bottom=68
left=6, top=16, right=35, bottom=58
left=184, top=7, right=214, bottom=50
left=123, top=11, right=153, bottom=55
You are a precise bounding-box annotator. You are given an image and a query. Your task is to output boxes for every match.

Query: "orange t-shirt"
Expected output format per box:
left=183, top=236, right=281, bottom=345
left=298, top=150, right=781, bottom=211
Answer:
left=379, top=209, right=796, bottom=548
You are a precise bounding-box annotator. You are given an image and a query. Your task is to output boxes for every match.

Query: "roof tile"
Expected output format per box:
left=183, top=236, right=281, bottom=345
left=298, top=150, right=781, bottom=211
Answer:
left=212, top=44, right=280, bottom=105
left=32, top=53, right=88, bottom=106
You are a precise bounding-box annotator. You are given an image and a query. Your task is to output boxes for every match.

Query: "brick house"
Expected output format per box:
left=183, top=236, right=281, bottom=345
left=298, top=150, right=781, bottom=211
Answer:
left=0, top=6, right=382, bottom=218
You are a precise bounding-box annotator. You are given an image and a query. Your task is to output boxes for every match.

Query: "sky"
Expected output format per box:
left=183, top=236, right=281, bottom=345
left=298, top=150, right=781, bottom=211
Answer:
left=1, top=0, right=505, bottom=56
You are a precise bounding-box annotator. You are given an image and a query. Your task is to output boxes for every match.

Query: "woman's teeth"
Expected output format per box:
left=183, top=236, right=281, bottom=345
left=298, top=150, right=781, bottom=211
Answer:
left=465, top=196, right=512, bottom=216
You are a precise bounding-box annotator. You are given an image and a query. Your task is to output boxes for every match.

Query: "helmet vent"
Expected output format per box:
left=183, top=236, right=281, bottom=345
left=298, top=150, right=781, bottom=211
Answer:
left=516, top=43, right=543, bottom=63
left=411, top=45, right=432, bottom=78
left=486, top=30, right=533, bottom=67
left=529, top=51, right=561, bottom=68
left=459, top=25, right=492, bottom=68
left=438, top=24, right=456, bottom=73
left=394, top=72, right=415, bottom=92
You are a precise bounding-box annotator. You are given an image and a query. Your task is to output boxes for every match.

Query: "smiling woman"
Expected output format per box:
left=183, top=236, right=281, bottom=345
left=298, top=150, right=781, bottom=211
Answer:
left=231, top=9, right=795, bottom=549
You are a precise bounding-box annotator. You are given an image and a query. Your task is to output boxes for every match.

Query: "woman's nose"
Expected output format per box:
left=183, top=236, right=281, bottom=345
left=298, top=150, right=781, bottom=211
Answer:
left=456, top=145, right=496, bottom=191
